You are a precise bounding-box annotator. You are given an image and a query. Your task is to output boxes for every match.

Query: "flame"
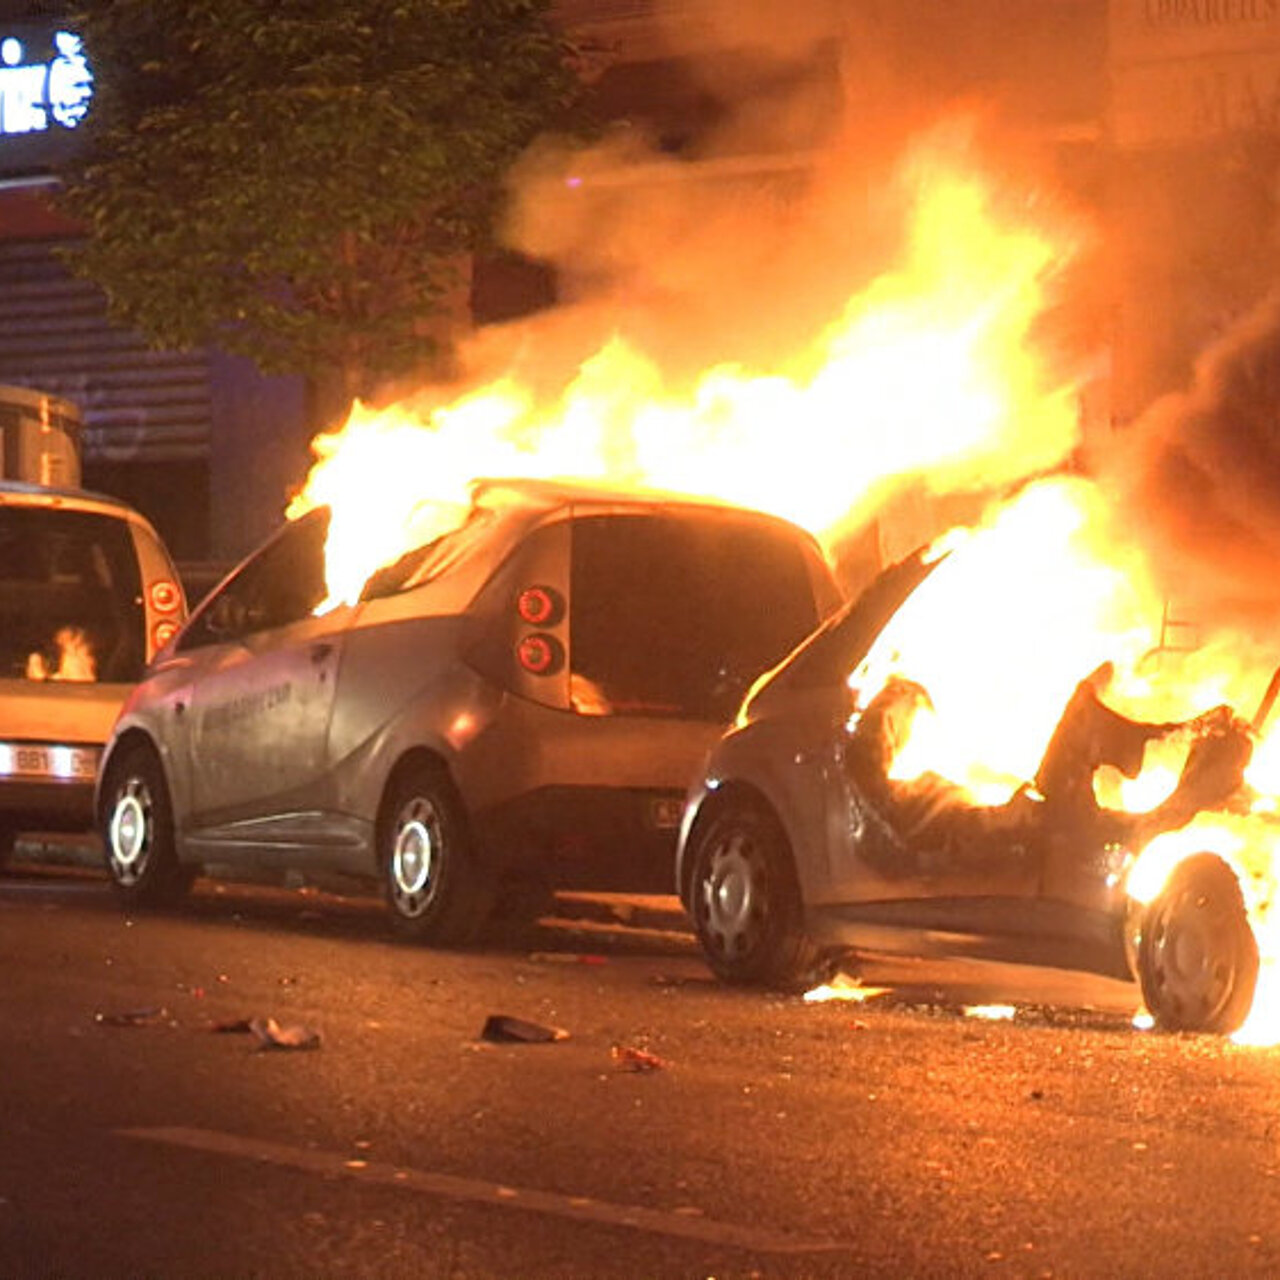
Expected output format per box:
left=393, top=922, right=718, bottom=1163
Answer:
left=288, top=134, right=1084, bottom=608
left=282, top=120, right=1280, bottom=1041
left=26, top=627, right=96, bottom=683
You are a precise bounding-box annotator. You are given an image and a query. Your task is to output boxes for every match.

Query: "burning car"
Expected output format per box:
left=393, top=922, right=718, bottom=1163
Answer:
left=0, top=481, right=186, bottom=867
left=96, top=477, right=841, bottom=940
left=676, top=540, right=1266, bottom=1035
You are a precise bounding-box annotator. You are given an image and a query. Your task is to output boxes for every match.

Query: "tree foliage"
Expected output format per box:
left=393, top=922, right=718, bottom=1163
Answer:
left=53, top=1, right=580, bottom=395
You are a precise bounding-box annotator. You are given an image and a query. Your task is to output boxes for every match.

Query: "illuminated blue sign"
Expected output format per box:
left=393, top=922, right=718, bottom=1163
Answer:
left=0, top=30, right=92, bottom=138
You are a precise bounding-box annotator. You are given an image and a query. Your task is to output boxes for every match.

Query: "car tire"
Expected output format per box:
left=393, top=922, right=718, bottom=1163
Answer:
left=100, top=744, right=195, bottom=907
left=1138, top=852, right=1258, bottom=1035
left=379, top=762, right=492, bottom=946
left=688, top=798, right=828, bottom=989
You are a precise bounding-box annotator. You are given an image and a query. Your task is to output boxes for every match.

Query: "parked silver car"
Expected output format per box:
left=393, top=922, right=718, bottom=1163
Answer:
left=97, top=477, right=841, bottom=941
left=676, top=545, right=1263, bottom=1035
left=0, top=481, right=186, bottom=866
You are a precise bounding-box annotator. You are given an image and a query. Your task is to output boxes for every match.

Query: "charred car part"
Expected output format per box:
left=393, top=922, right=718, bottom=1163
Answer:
left=96, top=478, right=841, bottom=941
left=677, top=545, right=1265, bottom=1035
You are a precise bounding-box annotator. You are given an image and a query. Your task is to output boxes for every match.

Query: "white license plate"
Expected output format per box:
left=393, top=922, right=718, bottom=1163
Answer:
left=0, top=742, right=99, bottom=781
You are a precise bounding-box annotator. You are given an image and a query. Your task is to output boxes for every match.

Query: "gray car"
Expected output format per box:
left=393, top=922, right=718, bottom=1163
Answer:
left=676, top=545, right=1264, bottom=1035
left=97, top=477, right=841, bottom=941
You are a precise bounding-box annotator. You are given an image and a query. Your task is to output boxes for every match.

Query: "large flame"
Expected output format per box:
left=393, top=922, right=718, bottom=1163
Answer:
left=285, top=122, right=1280, bottom=1041
left=288, top=135, right=1084, bottom=607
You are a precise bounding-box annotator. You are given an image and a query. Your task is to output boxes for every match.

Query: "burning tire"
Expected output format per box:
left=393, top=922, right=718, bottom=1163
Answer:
left=688, top=798, right=827, bottom=989
left=1137, top=852, right=1258, bottom=1034
left=379, top=761, right=492, bottom=945
left=101, top=744, right=195, bottom=906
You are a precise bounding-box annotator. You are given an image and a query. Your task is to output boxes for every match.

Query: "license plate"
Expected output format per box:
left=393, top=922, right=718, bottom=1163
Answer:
left=0, top=742, right=99, bottom=781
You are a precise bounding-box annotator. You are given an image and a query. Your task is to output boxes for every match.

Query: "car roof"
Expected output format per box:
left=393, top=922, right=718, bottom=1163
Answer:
left=0, top=479, right=149, bottom=522
left=469, top=476, right=807, bottom=530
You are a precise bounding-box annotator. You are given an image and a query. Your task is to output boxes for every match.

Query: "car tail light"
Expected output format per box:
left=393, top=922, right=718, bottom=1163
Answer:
left=152, top=618, right=180, bottom=651
left=149, top=579, right=182, bottom=613
left=517, top=585, right=562, bottom=627
left=517, top=633, right=562, bottom=675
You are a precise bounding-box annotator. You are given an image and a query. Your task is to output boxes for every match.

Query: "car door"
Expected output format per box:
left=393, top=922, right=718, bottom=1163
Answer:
left=173, top=509, right=347, bottom=825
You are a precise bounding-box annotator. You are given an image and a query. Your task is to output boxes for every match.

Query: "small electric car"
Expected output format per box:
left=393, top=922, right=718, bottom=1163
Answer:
left=0, top=481, right=186, bottom=866
left=676, top=545, right=1263, bottom=1035
left=97, top=478, right=841, bottom=941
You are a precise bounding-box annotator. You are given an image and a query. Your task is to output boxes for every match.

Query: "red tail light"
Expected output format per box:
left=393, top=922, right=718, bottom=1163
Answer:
left=517, top=585, right=562, bottom=627
left=517, top=633, right=562, bottom=675
left=152, top=618, right=180, bottom=652
left=149, top=580, right=181, bottom=613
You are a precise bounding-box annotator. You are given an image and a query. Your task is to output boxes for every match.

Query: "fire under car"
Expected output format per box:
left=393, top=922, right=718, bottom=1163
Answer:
left=676, top=542, right=1268, bottom=1035
left=0, top=481, right=187, bottom=867
left=96, top=477, right=841, bottom=940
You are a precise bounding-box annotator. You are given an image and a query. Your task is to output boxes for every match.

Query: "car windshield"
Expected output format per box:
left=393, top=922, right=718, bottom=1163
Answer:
left=359, top=506, right=496, bottom=602
left=0, top=506, right=144, bottom=683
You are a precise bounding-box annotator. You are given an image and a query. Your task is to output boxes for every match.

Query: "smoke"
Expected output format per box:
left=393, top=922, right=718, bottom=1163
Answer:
left=1095, top=290, right=1280, bottom=633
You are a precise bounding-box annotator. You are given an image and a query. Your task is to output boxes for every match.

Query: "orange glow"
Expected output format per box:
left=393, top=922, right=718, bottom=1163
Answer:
left=284, top=121, right=1280, bottom=1040
left=288, top=136, right=1083, bottom=608
left=26, top=626, right=96, bottom=683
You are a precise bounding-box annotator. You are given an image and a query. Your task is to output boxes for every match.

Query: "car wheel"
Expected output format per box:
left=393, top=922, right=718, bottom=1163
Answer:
left=100, top=745, right=194, bottom=906
left=688, top=798, right=827, bottom=989
left=1138, top=852, right=1259, bottom=1035
left=379, top=763, right=492, bottom=945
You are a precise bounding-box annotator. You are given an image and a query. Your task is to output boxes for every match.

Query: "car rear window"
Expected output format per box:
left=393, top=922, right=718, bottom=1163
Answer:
left=0, top=506, right=145, bottom=683
left=569, top=513, right=823, bottom=720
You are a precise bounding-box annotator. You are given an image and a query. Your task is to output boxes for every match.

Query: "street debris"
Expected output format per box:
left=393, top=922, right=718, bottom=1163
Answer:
left=209, top=1015, right=322, bottom=1050
left=250, top=1017, right=322, bottom=1051
left=610, top=1043, right=668, bottom=1072
left=479, top=1014, right=569, bottom=1044
left=94, top=1006, right=170, bottom=1027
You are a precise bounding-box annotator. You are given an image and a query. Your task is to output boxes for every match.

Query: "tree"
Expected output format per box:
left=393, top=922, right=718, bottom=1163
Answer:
left=52, top=1, right=580, bottom=398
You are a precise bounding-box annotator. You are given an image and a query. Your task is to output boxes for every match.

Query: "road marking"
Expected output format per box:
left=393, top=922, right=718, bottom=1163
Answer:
left=119, top=1125, right=848, bottom=1256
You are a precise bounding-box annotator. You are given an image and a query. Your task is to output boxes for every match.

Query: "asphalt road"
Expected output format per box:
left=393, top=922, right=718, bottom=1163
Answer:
left=2, top=858, right=1279, bottom=1279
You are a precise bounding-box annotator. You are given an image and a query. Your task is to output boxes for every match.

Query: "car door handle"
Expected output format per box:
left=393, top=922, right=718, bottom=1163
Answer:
left=310, top=642, right=334, bottom=664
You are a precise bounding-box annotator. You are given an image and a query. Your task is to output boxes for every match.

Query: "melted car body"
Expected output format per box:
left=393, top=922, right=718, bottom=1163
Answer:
left=676, top=546, right=1262, bottom=1035
left=97, top=478, right=841, bottom=939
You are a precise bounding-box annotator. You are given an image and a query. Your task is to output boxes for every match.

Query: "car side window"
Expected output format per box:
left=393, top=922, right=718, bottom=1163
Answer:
left=178, top=508, right=330, bottom=650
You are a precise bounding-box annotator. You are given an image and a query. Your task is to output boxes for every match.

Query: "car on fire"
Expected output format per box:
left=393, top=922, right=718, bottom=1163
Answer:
left=96, top=477, right=842, bottom=940
left=676, top=543, right=1264, bottom=1035
left=0, top=481, right=186, bottom=868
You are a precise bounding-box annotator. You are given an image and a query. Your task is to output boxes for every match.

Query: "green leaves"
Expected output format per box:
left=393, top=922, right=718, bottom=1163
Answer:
left=52, top=0, right=580, bottom=396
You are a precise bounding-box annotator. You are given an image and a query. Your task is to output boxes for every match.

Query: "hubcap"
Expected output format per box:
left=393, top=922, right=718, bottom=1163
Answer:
left=699, top=830, right=764, bottom=960
left=390, top=796, right=440, bottom=919
left=108, top=779, right=151, bottom=886
left=1151, top=890, right=1231, bottom=1021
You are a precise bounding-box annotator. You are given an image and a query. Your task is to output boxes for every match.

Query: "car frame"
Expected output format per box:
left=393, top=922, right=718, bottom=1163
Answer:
left=676, top=545, right=1262, bottom=1035
left=96, top=476, right=842, bottom=940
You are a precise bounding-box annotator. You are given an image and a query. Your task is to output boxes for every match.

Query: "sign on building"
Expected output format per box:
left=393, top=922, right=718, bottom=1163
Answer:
left=1111, top=1, right=1280, bottom=146
left=0, top=25, right=92, bottom=176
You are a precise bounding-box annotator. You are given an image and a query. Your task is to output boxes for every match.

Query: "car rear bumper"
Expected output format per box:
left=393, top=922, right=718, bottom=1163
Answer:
left=475, top=784, right=687, bottom=894
left=0, top=777, right=97, bottom=832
